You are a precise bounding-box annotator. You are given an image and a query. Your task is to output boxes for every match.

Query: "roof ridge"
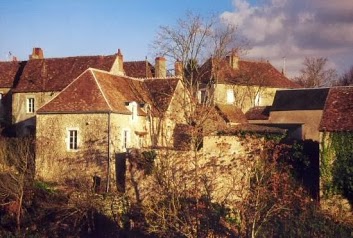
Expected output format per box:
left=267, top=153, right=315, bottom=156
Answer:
left=90, top=67, right=145, bottom=81
left=90, top=69, right=113, bottom=111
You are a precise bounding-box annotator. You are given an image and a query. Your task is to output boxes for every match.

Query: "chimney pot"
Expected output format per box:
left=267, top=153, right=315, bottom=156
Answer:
left=29, top=47, right=44, bottom=60
left=175, top=60, right=183, bottom=77
left=155, top=57, right=167, bottom=78
left=110, top=49, right=125, bottom=76
left=228, top=50, right=239, bottom=70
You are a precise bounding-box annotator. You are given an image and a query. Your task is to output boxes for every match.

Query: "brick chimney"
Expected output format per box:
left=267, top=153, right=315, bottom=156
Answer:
left=29, top=47, right=44, bottom=60
left=174, top=60, right=183, bottom=77
left=155, top=57, right=166, bottom=78
left=110, top=49, right=125, bottom=76
left=226, top=50, right=239, bottom=70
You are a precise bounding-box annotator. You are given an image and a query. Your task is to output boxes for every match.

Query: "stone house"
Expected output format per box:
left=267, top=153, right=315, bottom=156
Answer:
left=197, top=52, right=300, bottom=113
left=35, top=67, right=188, bottom=188
left=5, top=48, right=159, bottom=136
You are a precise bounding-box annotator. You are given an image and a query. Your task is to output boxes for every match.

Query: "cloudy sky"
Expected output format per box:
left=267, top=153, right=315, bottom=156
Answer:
left=0, top=0, right=352, bottom=78
left=222, top=0, right=353, bottom=77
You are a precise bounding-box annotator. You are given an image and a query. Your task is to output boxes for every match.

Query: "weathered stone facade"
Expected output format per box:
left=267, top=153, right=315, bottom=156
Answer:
left=213, top=84, right=278, bottom=113
left=36, top=112, right=150, bottom=188
left=12, top=91, right=59, bottom=134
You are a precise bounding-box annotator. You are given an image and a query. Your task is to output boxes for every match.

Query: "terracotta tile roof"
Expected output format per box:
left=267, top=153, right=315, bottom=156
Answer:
left=144, top=78, right=179, bottom=113
left=37, top=69, right=119, bottom=113
left=215, top=104, right=248, bottom=124
left=198, top=58, right=300, bottom=88
left=0, top=61, right=22, bottom=88
left=124, top=61, right=154, bottom=78
left=320, top=87, right=353, bottom=132
left=245, top=106, right=271, bottom=120
left=14, top=55, right=117, bottom=93
left=271, top=88, right=329, bottom=111
left=37, top=69, right=180, bottom=116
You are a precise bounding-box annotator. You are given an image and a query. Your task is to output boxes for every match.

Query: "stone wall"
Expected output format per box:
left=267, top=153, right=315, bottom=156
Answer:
left=12, top=91, right=59, bottom=124
left=36, top=112, right=151, bottom=190
left=214, top=84, right=278, bottom=112
left=124, top=135, right=263, bottom=206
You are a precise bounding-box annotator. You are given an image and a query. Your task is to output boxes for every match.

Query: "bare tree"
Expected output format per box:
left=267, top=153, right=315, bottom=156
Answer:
left=151, top=11, right=247, bottom=95
left=295, top=57, right=337, bottom=88
left=0, top=137, right=35, bottom=232
left=336, top=65, right=353, bottom=86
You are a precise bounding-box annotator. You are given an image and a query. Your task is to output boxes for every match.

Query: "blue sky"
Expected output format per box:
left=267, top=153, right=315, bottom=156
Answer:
left=0, top=0, right=234, bottom=60
left=1, top=0, right=352, bottom=77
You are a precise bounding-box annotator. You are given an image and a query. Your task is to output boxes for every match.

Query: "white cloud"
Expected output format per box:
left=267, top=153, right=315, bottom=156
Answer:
left=221, top=0, right=353, bottom=78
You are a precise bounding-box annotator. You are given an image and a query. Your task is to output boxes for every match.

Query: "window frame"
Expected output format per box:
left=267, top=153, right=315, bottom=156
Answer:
left=66, top=128, right=79, bottom=151
left=122, top=128, right=130, bottom=151
left=226, top=89, right=235, bottom=104
left=26, top=97, right=35, bottom=113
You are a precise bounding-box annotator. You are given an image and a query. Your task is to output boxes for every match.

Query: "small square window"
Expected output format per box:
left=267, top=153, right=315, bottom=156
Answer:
left=27, top=98, right=35, bottom=113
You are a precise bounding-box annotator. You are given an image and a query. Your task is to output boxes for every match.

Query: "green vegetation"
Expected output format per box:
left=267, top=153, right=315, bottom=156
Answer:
left=321, top=132, right=353, bottom=203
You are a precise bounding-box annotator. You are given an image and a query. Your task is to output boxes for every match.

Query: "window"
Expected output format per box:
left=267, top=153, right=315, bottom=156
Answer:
left=27, top=98, right=35, bottom=113
left=226, top=89, right=235, bottom=104
left=128, top=101, right=138, bottom=122
left=68, top=129, right=78, bottom=150
left=197, top=89, right=208, bottom=104
left=122, top=129, right=130, bottom=150
left=0, top=93, right=3, bottom=101
left=255, top=92, right=262, bottom=106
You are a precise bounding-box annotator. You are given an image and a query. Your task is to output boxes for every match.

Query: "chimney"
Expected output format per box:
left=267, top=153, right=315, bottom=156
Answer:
left=29, top=47, right=44, bottom=60
left=155, top=57, right=166, bottom=78
left=174, top=60, right=183, bottom=77
left=228, top=50, right=239, bottom=70
left=110, top=49, right=125, bottom=76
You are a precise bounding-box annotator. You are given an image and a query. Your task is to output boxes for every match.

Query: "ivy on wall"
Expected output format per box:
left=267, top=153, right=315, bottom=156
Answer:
left=321, top=132, right=353, bottom=203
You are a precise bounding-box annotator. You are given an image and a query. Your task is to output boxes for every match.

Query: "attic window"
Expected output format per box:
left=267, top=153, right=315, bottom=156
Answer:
left=226, top=89, right=235, bottom=104
left=130, top=102, right=138, bottom=122
left=255, top=92, right=262, bottom=106
left=27, top=97, right=35, bottom=113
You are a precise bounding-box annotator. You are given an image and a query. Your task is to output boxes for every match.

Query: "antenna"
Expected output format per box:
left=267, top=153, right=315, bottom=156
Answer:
left=282, top=56, right=286, bottom=76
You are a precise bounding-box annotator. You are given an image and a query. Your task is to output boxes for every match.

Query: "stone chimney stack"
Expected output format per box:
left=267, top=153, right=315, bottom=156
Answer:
left=155, top=57, right=166, bottom=78
left=227, top=50, right=239, bottom=70
left=29, top=47, right=44, bottom=60
left=110, top=49, right=125, bottom=76
left=174, top=60, right=183, bottom=77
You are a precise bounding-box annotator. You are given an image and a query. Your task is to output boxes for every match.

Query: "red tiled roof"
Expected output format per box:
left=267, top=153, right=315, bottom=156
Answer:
left=37, top=69, right=180, bottom=116
left=144, top=78, right=179, bottom=113
left=0, top=61, right=22, bottom=88
left=124, top=61, right=154, bottom=78
left=14, top=55, right=117, bottom=93
left=12, top=54, right=159, bottom=93
left=215, top=104, right=248, bottom=124
left=245, top=106, right=271, bottom=120
left=198, top=58, right=300, bottom=88
left=37, top=69, right=118, bottom=113
left=319, top=87, right=353, bottom=132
